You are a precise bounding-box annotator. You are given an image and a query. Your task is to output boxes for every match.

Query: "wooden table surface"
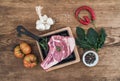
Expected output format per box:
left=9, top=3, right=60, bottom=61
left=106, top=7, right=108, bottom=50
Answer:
left=0, top=0, right=120, bottom=81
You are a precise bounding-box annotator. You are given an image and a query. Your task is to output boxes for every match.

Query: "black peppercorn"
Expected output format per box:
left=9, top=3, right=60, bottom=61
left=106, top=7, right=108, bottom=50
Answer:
left=85, top=52, right=96, bottom=64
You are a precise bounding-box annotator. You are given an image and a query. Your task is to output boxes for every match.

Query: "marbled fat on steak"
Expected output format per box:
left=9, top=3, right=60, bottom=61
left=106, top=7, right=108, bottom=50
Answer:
left=41, top=35, right=75, bottom=70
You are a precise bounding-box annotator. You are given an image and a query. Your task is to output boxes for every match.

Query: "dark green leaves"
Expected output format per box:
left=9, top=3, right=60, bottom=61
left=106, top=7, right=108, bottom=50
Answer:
left=87, top=28, right=98, bottom=46
left=76, top=27, right=85, bottom=40
left=76, top=27, right=107, bottom=52
left=76, top=27, right=91, bottom=50
left=76, top=38, right=91, bottom=49
left=97, top=28, right=107, bottom=48
left=39, top=37, right=48, bottom=52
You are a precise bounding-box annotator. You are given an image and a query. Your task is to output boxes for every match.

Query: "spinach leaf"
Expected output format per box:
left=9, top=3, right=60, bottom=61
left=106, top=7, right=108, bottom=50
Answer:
left=97, top=28, right=107, bottom=48
left=75, top=27, right=107, bottom=52
left=76, top=38, right=91, bottom=49
left=76, top=27, right=85, bottom=40
left=76, top=27, right=91, bottom=49
left=87, top=28, right=98, bottom=47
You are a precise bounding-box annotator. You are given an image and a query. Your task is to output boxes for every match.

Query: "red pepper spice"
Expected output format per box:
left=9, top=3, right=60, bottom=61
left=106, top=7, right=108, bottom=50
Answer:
left=75, top=6, right=96, bottom=25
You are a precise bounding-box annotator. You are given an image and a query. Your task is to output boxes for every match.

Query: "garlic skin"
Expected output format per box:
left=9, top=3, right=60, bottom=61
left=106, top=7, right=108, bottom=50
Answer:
left=47, top=18, right=54, bottom=25
left=36, top=22, right=45, bottom=31
left=45, top=24, right=50, bottom=30
left=42, top=15, right=48, bottom=21
left=35, top=6, right=55, bottom=31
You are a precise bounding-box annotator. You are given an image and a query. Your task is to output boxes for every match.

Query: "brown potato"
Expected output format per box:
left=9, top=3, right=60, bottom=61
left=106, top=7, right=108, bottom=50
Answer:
left=20, top=42, right=31, bottom=54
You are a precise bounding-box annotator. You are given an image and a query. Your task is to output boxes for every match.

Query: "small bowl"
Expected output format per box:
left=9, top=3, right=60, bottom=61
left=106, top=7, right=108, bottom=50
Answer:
left=82, top=51, right=99, bottom=67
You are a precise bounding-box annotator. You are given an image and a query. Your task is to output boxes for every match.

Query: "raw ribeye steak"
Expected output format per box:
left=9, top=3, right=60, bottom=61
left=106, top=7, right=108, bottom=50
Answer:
left=41, top=35, right=75, bottom=70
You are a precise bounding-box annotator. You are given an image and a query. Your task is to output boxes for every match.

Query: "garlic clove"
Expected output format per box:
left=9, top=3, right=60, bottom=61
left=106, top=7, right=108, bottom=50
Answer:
left=36, top=23, right=45, bottom=30
left=45, top=24, right=51, bottom=30
left=42, top=15, right=48, bottom=21
left=36, top=19, right=44, bottom=24
left=47, top=18, right=54, bottom=25
left=40, top=18, right=44, bottom=23
left=36, top=20, right=41, bottom=25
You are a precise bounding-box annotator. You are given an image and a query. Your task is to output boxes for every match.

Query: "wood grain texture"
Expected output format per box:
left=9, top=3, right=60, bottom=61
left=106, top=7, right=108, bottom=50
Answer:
left=0, top=0, right=120, bottom=81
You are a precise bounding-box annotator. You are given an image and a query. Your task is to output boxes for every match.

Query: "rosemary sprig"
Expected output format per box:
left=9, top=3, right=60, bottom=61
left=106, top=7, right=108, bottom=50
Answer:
left=39, top=37, right=48, bottom=52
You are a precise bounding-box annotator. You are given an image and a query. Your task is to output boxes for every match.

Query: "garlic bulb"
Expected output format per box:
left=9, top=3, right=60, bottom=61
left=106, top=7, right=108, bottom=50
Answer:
left=35, top=6, right=55, bottom=31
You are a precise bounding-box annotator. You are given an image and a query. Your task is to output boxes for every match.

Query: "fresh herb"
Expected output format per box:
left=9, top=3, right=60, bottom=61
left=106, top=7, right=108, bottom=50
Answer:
left=97, top=28, right=107, bottom=48
left=39, top=37, right=48, bottom=52
left=76, top=27, right=107, bottom=52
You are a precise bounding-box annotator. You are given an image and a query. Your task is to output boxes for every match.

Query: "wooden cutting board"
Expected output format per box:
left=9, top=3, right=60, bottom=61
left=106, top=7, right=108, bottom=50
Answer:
left=36, top=27, right=80, bottom=71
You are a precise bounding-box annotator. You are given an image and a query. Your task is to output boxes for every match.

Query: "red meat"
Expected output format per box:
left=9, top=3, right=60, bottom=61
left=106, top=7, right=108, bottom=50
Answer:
left=41, top=35, right=75, bottom=70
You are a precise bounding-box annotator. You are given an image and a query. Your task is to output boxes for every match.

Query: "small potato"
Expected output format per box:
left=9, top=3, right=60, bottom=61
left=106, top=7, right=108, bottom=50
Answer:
left=14, top=45, right=24, bottom=58
left=20, top=42, right=31, bottom=54
left=23, top=54, right=37, bottom=68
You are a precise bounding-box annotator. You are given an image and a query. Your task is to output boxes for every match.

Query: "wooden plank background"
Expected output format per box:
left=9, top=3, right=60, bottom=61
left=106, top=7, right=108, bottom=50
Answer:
left=0, top=0, right=120, bottom=81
